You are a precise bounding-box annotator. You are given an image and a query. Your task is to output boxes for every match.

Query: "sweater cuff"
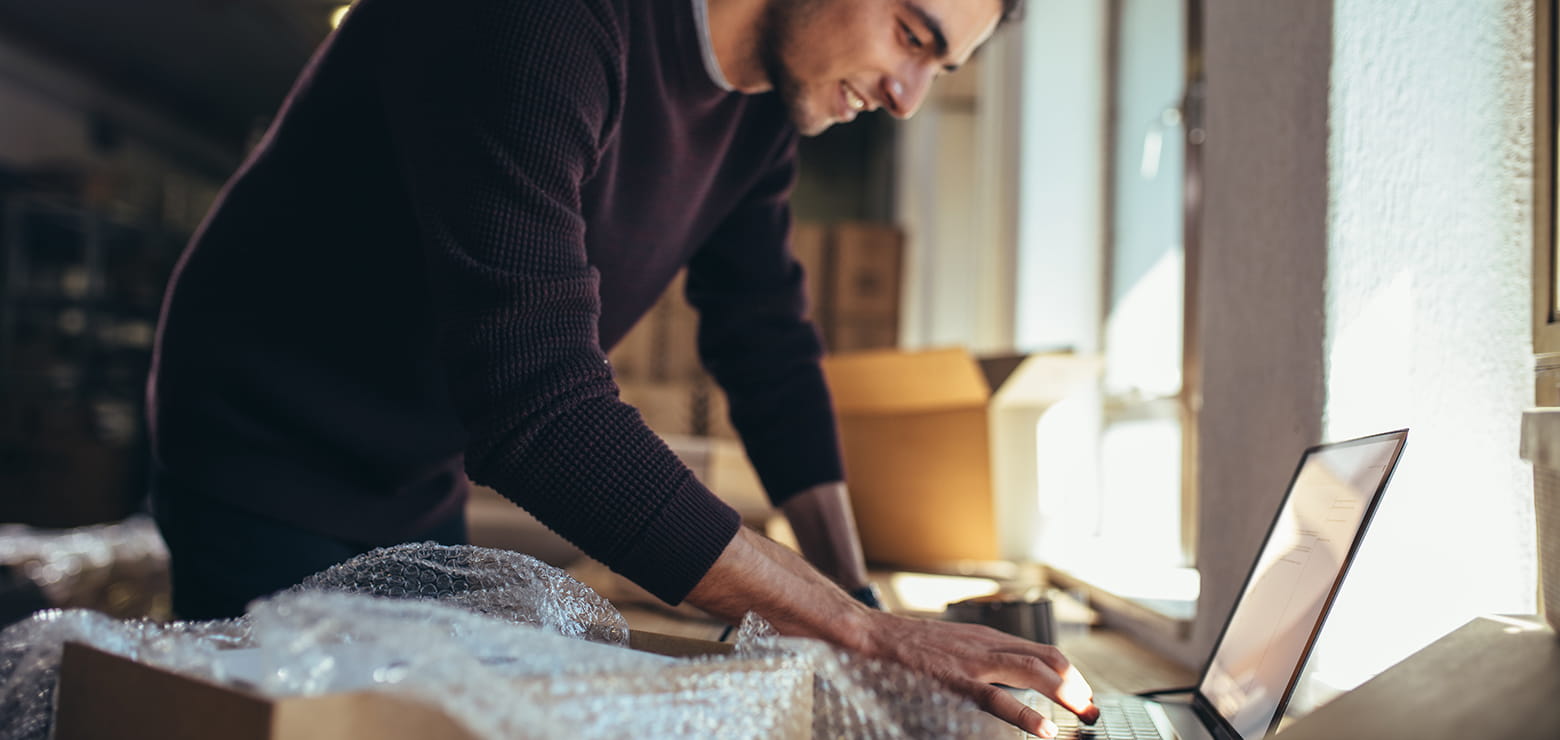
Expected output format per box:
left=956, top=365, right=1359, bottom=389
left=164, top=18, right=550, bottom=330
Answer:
left=609, top=475, right=742, bottom=605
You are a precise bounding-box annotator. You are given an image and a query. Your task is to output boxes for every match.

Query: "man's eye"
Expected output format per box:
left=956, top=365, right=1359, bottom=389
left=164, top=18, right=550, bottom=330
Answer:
left=900, top=22, right=924, bottom=49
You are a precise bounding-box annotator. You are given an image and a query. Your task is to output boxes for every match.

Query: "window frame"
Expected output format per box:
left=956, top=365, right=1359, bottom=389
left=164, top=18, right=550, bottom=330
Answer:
left=1534, top=0, right=1560, bottom=359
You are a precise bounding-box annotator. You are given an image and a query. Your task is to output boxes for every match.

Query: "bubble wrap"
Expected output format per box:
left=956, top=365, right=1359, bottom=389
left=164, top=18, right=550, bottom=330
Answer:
left=0, top=515, right=170, bottom=618
left=288, top=543, right=629, bottom=646
left=0, top=609, right=249, bottom=740
left=1, top=543, right=1009, bottom=739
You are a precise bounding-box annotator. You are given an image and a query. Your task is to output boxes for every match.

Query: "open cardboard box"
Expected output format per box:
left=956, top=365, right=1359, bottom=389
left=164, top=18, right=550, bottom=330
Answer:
left=821, top=348, right=1100, bottom=570
left=52, top=631, right=820, bottom=740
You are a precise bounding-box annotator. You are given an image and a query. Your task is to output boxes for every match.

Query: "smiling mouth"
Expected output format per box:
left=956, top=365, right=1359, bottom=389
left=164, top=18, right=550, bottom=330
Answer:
left=842, top=82, right=868, bottom=113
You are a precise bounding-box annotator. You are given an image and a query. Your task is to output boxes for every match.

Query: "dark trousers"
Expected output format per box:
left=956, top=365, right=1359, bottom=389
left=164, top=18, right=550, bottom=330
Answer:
left=151, top=470, right=467, bottom=621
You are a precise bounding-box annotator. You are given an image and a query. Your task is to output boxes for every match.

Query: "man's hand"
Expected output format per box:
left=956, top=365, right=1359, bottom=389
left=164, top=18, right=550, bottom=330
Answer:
left=687, top=527, right=1098, bottom=738
left=779, top=481, right=872, bottom=592
left=860, top=611, right=1101, bottom=736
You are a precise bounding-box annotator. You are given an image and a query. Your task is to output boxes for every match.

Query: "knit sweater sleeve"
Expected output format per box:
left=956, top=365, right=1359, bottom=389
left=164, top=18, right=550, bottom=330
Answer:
left=684, top=132, right=847, bottom=506
left=373, top=0, right=740, bottom=603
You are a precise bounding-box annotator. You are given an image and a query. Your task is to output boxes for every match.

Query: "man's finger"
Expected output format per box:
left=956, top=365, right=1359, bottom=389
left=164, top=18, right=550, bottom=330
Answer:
left=966, top=682, right=1059, bottom=739
left=985, top=650, right=1099, bottom=722
left=993, top=641, right=1074, bottom=675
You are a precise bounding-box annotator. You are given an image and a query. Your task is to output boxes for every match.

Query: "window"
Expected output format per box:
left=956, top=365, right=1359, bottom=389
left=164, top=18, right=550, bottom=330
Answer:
left=1036, top=0, right=1204, bottom=616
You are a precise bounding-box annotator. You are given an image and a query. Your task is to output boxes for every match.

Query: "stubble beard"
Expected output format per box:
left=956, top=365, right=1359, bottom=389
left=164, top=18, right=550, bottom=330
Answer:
left=757, top=0, right=830, bottom=136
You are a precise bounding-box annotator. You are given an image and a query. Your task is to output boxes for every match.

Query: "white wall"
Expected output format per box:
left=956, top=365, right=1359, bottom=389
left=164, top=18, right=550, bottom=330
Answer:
left=1168, top=0, right=1537, bottom=698
left=1307, top=0, right=1536, bottom=700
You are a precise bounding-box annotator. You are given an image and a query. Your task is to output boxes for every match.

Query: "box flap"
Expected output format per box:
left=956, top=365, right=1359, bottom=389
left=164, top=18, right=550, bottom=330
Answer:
left=823, top=348, right=991, bottom=415
left=976, top=353, right=1030, bottom=393
left=56, top=642, right=482, bottom=740
left=990, top=354, right=1102, bottom=409
left=629, top=630, right=735, bottom=658
left=57, top=642, right=276, bottom=740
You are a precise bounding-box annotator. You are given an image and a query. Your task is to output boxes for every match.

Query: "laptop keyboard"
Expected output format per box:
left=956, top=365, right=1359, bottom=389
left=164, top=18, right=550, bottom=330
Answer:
left=1044, top=696, right=1169, bottom=740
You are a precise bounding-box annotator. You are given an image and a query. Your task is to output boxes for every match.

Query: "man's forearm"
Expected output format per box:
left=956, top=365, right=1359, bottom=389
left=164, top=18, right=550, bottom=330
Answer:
left=687, top=525, right=873, bottom=647
left=779, top=481, right=871, bottom=591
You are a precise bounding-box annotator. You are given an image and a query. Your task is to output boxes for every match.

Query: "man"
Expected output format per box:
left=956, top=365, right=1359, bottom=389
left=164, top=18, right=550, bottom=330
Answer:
left=148, top=0, right=1099, bottom=734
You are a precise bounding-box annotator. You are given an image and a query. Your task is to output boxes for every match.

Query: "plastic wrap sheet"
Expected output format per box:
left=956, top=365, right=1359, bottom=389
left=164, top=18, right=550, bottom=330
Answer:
left=730, top=613, right=1008, bottom=739
left=289, top=543, right=628, bottom=646
left=0, top=608, right=249, bottom=740
left=0, top=515, right=170, bottom=619
left=0, top=543, right=1009, bottom=739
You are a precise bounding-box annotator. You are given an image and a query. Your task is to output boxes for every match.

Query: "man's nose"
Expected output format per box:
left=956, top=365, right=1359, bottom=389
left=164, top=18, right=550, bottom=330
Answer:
left=881, top=64, right=937, bottom=120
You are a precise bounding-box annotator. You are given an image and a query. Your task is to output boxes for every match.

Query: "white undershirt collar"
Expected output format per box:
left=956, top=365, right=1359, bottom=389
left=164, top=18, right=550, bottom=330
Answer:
left=691, top=0, right=736, bottom=92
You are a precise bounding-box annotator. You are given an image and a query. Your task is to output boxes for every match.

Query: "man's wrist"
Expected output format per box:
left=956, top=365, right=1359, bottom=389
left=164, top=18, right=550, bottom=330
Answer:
left=779, top=481, right=871, bottom=590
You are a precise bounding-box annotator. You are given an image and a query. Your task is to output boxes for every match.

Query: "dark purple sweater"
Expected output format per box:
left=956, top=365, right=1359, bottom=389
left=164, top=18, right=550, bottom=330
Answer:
left=148, top=0, right=844, bottom=604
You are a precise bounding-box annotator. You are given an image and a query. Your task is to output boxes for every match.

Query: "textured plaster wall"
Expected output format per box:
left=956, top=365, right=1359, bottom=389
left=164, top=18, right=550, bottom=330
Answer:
left=1313, top=0, right=1536, bottom=691
left=1170, top=0, right=1536, bottom=689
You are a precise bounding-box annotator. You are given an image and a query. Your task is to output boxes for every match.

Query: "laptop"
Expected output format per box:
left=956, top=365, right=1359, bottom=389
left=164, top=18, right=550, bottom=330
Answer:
left=1018, top=428, right=1409, bottom=740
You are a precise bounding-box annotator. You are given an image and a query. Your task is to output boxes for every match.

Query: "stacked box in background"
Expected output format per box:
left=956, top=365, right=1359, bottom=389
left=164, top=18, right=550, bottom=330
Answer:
left=819, top=222, right=903, bottom=353
left=608, top=270, right=725, bottom=440
left=607, top=221, right=906, bottom=440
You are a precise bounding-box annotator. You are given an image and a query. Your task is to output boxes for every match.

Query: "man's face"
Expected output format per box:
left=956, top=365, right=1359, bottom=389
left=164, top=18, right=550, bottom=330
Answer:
left=759, top=0, right=1004, bottom=136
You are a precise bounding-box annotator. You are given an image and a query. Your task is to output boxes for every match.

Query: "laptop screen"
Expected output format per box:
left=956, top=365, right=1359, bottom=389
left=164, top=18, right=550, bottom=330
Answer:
left=1196, top=431, right=1406, bottom=739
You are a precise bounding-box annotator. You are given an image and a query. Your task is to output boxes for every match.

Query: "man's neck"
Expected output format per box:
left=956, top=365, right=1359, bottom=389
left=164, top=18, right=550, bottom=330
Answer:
left=705, top=0, right=773, bottom=94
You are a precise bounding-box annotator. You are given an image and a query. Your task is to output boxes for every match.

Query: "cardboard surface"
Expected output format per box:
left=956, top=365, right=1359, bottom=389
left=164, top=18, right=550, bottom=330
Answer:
left=791, top=221, right=828, bottom=322
left=828, top=317, right=899, bottom=354
left=617, top=380, right=698, bottom=437
left=824, top=350, right=1102, bottom=568
left=828, top=223, right=903, bottom=320
left=823, top=348, right=1000, bottom=567
left=56, top=631, right=765, bottom=740
left=650, top=270, right=703, bottom=382
left=988, top=354, right=1103, bottom=562
left=55, top=642, right=480, bottom=740
left=823, top=348, right=990, bottom=415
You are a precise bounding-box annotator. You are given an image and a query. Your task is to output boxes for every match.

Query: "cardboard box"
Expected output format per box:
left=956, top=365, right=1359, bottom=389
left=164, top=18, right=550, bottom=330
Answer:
left=466, top=484, right=584, bottom=568
left=788, top=220, right=904, bottom=354
left=606, top=311, right=659, bottom=380
left=822, top=348, right=999, bottom=567
left=822, top=349, right=1101, bottom=569
left=608, top=270, right=702, bottom=384
left=663, top=434, right=770, bottom=524
left=790, top=222, right=829, bottom=322
left=699, top=376, right=738, bottom=440
left=54, top=631, right=816, bottom=740
left=617, top=380, right=699, bottom=438
left=827, top=222, right=903, bottom=322
left=55, top=642, right=481, bottom=740
left=988, top=355, right=1103, bottom=563
left=613, top=221, right=905, bottom=381
left=827, top=317, right=899, bottom=354
left=646, top=270, right=703, bottom=383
